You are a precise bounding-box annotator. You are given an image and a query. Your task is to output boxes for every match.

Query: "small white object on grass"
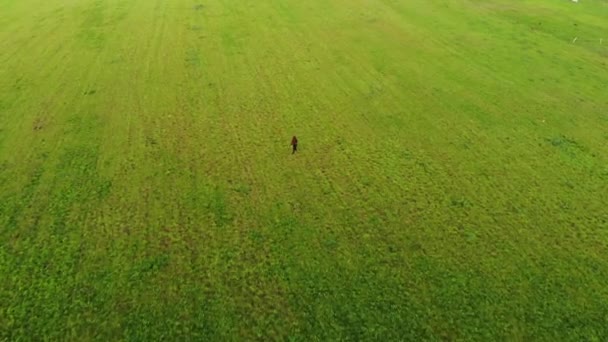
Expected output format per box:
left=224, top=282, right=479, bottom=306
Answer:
left=573, top=37, right=578, bottom=43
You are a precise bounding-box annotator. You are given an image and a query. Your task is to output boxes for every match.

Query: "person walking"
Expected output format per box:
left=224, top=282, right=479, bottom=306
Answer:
left=291, top=136, right=298, bottom=154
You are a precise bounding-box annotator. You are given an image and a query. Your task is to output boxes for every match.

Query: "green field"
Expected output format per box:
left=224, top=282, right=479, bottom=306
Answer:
left=1, top=0, right=608, bottom=339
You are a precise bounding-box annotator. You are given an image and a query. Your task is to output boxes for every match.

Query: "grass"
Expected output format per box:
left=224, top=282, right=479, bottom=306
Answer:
left=1, top=0, right=608, bottom=339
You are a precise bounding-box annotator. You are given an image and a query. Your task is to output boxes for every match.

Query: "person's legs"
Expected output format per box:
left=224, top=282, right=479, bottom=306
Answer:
left=292, top=144, right=297, bottom=154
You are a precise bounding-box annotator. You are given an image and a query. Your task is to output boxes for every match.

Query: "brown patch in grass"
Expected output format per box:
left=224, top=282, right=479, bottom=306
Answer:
left=32, top=116, right=48, bottom=131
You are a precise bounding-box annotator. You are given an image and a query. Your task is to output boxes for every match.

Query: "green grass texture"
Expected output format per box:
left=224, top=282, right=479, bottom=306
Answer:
left=1, top=0, right=607, bottom=340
